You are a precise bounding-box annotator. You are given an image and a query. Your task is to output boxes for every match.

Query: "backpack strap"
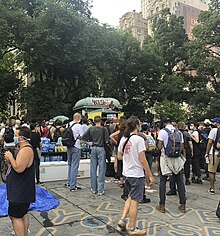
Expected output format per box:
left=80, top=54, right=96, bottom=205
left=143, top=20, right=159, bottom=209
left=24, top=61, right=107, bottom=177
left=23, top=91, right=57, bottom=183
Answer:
left=213, top=128, right=220, bottom=166
left=122, top=134, right=136, bottom=154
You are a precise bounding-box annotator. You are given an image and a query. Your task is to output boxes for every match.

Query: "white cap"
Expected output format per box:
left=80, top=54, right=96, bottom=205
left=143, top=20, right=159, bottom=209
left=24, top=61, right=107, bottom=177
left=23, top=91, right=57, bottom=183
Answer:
left=204, top=119, right=212, bottom=125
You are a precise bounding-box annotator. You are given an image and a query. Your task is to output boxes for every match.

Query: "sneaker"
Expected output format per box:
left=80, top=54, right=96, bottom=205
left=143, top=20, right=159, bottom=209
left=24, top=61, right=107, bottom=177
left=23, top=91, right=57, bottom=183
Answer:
left=91, top=189, right=97, bottom=194
left=70, top=186, right=82, bottom=192
left=145, top=185, right=151, bottom=189
left=65, top=183, right=70, bottom=187
left=11, top=229, right=30, bottom=235
left=208, top=188, right=215, bottom=195
left=155, top=204, right=166, bottom=213
left=117, top=219, right=126, bottom=231
left=178, top=204, right=186, bottom=213
left=166, top=190, right=177, bottom=196
left=139, top=198, right=151, bottom=204
left=185, top=179, right=191, bottom=185
left=128, top=228, right=147, bottom=235
left=37, top=181, right=44, bottom=185
left=121, top=195, right=128, bottom=201
left=98, top=191, right=105, bottom=196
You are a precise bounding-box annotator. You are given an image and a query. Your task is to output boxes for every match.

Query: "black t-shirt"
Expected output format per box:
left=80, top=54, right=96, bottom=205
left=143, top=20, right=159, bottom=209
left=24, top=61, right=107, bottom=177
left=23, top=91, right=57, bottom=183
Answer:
left=30, top=131, right=41, bottom=149
left=6, top=145, right=35, bottom=203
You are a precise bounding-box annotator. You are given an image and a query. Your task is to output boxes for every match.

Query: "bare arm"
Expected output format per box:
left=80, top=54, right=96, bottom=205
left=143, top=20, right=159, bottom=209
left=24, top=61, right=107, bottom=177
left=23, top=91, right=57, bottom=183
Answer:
left=157, top=140, right=163, bottom=150
left=139, top=151, right=155, bottom=185
left=190, top=132, right=199, bottom=143
left=189, top=141, right=193, bottom=155
left=182, top=144, right=186, bottom=158
left=217, top=142, right=220, bottom=149
left=5, top=147, right=34, bottom=173
left=117, top=151, right=123, bottom=160
left=205, top=138, right=214, bottom=155
left=110, top=130, right=120, bottom=146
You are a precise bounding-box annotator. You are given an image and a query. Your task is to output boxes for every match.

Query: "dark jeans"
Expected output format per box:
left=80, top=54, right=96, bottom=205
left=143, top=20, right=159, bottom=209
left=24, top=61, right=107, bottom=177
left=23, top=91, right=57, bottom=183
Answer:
left=192, top=154, right=201, bottom=178
left=159, top=171, right=186, bottom=205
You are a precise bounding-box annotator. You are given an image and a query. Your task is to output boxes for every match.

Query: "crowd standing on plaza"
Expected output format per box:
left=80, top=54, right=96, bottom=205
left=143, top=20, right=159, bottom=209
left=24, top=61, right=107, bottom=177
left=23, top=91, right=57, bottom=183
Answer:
left=0, top=113, right=220, bottom=235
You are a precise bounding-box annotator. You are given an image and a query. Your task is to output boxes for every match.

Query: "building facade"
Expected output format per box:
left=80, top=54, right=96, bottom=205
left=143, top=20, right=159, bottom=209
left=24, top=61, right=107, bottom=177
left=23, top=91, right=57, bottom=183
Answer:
left=119, top=10, right=148, bottom=45
left=141, top=0, right=209, bottom=37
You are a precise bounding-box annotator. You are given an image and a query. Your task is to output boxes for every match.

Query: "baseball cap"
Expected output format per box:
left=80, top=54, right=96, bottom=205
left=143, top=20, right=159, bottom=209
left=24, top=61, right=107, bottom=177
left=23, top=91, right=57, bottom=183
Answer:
left=49, top=119, right=54, bottom=124
left=204, top=119, right=212, bottom=125
left=211, top=118, right=220, bottom=124
left=161, top=117, right=171, bottom=124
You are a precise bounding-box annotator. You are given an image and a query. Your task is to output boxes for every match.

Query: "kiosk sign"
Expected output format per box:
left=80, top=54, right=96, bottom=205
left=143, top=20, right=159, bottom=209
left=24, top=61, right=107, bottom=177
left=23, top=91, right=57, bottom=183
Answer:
left=91, top=99, right=112, bottom=106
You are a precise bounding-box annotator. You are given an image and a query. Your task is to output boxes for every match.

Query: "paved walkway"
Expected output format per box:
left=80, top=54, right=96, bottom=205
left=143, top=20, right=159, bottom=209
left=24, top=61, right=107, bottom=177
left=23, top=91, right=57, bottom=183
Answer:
left=0, top=174, right=220, bottom=236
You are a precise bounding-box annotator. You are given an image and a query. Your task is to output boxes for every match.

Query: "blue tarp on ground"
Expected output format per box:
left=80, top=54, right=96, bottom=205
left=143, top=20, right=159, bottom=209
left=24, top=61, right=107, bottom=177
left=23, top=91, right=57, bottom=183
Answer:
left=0, top=184, right=60, bottom=217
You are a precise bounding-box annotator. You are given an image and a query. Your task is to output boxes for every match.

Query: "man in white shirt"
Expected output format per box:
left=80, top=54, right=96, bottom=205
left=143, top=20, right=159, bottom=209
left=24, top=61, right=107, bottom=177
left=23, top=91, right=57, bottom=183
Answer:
left=117, top=116, right=154, bottom=235
left=205, top=118, right=220, bottom=195
left=67, top=113, right=84, bottom=192
left=156, top=117, right=186, bottom=214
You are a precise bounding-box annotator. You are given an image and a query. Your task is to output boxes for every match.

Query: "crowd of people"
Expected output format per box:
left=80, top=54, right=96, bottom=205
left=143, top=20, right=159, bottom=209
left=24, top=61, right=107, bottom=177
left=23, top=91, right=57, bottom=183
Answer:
left=1, top=114, right=220, bottom=236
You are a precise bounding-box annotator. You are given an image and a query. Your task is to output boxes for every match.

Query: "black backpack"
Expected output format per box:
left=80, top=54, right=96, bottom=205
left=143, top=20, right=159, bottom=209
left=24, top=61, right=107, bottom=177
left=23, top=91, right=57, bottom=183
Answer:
left=3, top=127, right=14, bottom=143
left=53, top=127, right=62, bottom=142
left=61, top=123, right=76, bottom=147
left=198, top=130, right=208, bottom=152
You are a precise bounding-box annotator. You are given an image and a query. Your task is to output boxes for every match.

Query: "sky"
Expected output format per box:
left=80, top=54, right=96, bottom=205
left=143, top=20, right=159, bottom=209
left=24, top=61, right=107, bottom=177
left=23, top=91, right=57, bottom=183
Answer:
left=91, top=0, right=141, bottom=27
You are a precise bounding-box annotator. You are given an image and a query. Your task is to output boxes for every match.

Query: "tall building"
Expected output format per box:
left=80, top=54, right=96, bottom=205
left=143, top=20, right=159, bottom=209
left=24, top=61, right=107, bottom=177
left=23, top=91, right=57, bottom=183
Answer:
left=119, top=10, right=148, bottom=45
left=141, top=0, right=209, bottom=37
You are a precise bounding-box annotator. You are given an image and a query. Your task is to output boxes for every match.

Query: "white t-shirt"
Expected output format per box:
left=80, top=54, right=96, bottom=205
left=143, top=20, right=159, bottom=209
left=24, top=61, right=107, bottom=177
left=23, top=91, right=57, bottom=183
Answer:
left=118, top=134, right=146, bottom=178
left=69, top=122, right=84, bottom=149
left=208, top=128, right=219, bottom=155
left=157, top=124, right=184, bottom=152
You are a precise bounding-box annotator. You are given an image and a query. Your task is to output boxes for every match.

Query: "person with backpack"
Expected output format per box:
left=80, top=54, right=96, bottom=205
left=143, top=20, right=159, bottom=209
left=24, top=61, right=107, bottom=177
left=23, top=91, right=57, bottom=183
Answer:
left=52, top=120, right=64, bottom=143
left=189, top=122, right=203, bottom=184
left=166, top=121, right=193, bottom=196
left=156, top=117, right=186, bottom=214
left=43, top=120, right=54, bottom=141
left=204, top=118, right=220, bottom=195
left=65, top=113, right=84, bottom=192
left=0, top=119, right=16, bottom=156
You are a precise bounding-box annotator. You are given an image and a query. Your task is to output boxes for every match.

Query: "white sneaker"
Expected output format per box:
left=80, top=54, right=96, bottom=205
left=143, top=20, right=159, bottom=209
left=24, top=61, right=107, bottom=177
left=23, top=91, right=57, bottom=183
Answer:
left=208, top=188, right=215, bottom=195
left=11, top=229, right=30, bottom=235
left=98, top=191, right=105, bottom=196
left=91, top=189, right=97, bottom=194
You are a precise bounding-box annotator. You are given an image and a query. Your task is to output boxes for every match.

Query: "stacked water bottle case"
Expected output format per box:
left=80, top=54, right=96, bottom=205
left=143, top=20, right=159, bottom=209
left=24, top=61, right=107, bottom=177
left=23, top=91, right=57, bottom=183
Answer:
left=41, top=138, right=67, bottom=162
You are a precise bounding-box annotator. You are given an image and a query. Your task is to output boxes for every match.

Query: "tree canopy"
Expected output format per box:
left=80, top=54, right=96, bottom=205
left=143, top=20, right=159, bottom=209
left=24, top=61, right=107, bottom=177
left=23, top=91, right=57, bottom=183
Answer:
left=0, top=0, right=219, bottom=121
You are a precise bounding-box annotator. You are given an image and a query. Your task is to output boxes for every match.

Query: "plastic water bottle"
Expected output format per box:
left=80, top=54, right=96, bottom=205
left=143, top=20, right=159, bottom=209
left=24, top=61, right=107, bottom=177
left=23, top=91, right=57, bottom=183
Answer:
left=205, top=155, right=209, bottom=164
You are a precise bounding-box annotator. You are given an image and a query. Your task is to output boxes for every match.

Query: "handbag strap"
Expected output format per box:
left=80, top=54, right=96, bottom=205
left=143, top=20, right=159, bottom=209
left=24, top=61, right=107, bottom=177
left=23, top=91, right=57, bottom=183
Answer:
left=122, top=134, right=136, bottom=154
